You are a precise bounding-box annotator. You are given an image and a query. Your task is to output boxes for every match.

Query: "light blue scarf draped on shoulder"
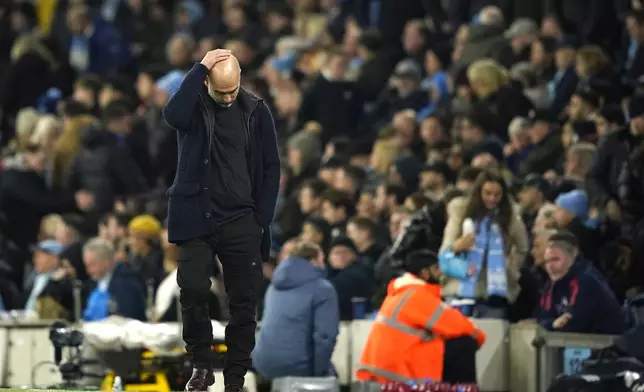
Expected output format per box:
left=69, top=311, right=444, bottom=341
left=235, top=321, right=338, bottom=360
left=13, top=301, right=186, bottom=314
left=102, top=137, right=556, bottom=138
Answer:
left=83, top=288, right=110, bottom=321
left=461, top=216, right=508, bottom=299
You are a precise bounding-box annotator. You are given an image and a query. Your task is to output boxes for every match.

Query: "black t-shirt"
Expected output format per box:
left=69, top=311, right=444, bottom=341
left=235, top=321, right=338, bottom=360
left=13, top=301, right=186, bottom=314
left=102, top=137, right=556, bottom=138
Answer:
left=208, top=100, right=255, bottom=224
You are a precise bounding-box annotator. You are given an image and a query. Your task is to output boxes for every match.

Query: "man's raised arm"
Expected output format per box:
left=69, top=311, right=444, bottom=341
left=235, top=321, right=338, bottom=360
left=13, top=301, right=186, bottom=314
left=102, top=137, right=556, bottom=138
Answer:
left=162, top=49, right=231, bottom=132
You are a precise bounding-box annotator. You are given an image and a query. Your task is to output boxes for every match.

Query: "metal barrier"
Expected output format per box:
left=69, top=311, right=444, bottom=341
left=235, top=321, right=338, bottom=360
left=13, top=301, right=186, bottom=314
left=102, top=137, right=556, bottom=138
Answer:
left=350, top=381, right=381, bottom=392
left=271, top=377, right=340, bottom=392
left=532, top=327, right=618, bottom=392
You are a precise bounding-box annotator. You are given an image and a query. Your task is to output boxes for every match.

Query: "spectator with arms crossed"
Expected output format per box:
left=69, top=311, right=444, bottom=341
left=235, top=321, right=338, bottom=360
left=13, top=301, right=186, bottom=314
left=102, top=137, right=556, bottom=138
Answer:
left=536, top=230, right=625, bottom=334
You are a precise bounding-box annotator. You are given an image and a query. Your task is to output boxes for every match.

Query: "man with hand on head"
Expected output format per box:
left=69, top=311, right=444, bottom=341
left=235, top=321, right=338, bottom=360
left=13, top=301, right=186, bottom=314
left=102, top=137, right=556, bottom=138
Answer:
left=162, top=49, right=281, bottom=392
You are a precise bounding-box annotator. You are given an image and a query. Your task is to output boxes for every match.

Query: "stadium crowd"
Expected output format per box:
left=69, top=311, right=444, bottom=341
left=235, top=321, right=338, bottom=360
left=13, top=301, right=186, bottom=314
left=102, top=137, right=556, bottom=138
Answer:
left=0, top=0, right=643, bottom=385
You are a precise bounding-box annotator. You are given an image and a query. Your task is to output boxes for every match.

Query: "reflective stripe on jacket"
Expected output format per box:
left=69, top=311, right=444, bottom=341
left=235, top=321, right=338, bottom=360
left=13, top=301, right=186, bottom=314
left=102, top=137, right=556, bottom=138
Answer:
left=356, top=273, right=486, bottom=383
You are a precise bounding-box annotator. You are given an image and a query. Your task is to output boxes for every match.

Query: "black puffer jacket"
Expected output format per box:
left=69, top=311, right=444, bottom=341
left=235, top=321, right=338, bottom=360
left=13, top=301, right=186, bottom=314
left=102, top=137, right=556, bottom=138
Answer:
left=372, top=202, right=447, bottom=308
left=68, top=124, right=148, bottom=213
left=390, top=201, right=447, bottom=263
left=0, top=258, right=21, bottom=310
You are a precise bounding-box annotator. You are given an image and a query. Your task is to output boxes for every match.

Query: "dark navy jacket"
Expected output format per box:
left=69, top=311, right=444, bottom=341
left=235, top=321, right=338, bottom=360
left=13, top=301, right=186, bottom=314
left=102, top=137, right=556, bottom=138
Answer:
left=75, top=17, right=132, bottom=76
left=536, top=258, right=626, bottom=335
left=83, top=262, right=147, bottom=321
left=162, top=63, right=280, bottom=262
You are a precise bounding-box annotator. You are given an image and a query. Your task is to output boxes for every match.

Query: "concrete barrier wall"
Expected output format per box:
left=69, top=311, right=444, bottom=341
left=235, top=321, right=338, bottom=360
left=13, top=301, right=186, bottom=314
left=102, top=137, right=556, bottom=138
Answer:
left=0, top=320, right=615, bottom=392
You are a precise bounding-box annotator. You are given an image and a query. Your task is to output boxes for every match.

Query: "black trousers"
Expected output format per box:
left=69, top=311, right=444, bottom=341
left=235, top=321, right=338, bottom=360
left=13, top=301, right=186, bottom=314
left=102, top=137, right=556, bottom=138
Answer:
left=177, top=212, right=263, bottom=387
left=442, top=336, right=478, bottom=384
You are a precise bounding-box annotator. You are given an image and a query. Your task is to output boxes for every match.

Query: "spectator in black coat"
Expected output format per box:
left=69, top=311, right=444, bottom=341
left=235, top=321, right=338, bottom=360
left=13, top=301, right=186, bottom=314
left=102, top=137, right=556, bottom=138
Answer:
left=0, top=258, right=21, bottom=311
left=621, top=10, right=644, bottom=86
left=355, top=30, right=397, bottom=104
left=587, top=95, right=644, bottom=239
left=379, top=59, right=429, bottom=123
left=68, top=102, right=148, bottom=214
left=467, top=58, right=534, bottom=142
left=297, top=48, right=364, bottom=145
left=550, top=38, right=580, bottom=114
left=547, top=0, right=620, bottom=50
left=0, top=147, right=89, bottom=283
left=326, top=236, right=374, bottom=320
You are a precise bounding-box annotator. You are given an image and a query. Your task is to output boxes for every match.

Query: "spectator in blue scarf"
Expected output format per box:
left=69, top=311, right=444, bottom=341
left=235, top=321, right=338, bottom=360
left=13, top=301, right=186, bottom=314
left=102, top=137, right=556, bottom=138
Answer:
left=67, top=4, right=131, bottom=76
left=82, top=238, right=146, bottom=321
left=439, top=170, right=528, bottom=319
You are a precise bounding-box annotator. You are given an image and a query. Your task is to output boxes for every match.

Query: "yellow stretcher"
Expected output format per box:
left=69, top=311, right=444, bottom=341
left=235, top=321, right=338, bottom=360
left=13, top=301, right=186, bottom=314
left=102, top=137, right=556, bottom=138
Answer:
left=99, top=344, right=228, bottom=392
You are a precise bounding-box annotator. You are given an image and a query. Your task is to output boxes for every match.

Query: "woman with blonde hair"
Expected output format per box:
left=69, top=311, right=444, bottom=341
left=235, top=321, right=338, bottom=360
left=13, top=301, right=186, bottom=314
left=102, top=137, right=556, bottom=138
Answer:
left=39, top=214, right=64, bottom=241
left=370, top=135, right=402, bottom=174
left=575, top=45, right=610, bottom=79
left=575, top=45, right=624, bottom=103
left=11, top=107, right=41, bottom=152
left=53, top=114, right=98, bottom=187
left=467, top=59, right=510, bottom=98
left=30, top=115, right=63, bottom=150
left=467, top=59, right=533, bottom=139
left=29, top=115, right=63, bottom=187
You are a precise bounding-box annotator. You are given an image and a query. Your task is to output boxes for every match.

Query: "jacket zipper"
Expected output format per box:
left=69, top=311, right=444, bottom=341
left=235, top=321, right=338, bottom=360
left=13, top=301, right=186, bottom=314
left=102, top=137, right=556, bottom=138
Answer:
left=199, top=94, right=213, bottom=157
left=245, top=101, right=260, bottom=159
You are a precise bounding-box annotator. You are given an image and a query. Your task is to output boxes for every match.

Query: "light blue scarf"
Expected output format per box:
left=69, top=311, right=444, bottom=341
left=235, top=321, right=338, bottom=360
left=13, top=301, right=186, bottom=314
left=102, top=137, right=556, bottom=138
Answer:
left=83, top=288, right=110, bottom=321
left=627, top=39, right=639, bottom=71
left=461, top=216, right=508, bottom=298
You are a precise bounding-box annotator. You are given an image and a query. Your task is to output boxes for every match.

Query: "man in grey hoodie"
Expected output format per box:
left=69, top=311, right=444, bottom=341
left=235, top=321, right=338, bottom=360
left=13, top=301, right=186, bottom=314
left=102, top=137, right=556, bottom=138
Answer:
left=252, top=241, right=339, bottom=378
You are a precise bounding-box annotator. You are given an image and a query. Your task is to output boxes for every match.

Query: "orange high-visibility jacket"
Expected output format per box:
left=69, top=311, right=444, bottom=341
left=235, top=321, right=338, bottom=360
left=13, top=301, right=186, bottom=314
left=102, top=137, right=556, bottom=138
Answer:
left=356, top=273, right=486, bottom=384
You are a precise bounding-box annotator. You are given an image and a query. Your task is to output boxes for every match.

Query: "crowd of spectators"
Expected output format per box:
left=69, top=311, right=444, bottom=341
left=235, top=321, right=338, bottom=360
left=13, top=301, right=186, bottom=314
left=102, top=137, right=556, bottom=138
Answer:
left=0, top=0, right=643, bottom=383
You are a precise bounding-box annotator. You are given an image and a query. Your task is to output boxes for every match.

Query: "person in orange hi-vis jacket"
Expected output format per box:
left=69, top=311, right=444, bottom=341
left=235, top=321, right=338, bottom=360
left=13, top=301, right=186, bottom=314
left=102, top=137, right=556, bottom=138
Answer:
left=356, top=249, right=486, bottom=385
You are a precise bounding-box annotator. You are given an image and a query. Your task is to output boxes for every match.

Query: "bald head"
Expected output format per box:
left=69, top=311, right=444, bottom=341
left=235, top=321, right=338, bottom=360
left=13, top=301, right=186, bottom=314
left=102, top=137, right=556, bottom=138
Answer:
left=208, top=56, right=241, bottom=90
left=205, top=55, right=241, bottom=106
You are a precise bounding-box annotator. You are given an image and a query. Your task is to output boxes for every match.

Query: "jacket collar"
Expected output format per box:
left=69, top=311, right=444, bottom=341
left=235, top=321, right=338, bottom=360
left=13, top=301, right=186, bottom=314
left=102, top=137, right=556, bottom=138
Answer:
left=200, top=86, right=263, bottom=114
left=237, top=87, right=263, bottom=113
left=555, top=256, right=588, bottom=285
left=389, top=272, right=441, bottom=297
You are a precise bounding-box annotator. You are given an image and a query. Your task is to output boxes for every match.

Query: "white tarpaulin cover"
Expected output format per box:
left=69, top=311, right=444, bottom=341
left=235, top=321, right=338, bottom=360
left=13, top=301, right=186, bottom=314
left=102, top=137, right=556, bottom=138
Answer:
left=81, top=316, right=226, bottom=354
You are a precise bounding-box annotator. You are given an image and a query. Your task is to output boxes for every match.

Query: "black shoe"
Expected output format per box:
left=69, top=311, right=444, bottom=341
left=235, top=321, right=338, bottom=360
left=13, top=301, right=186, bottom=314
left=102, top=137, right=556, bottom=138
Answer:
left=224, top=385, right=243, bottom=392
left=184, top=367, right=215, bottom=391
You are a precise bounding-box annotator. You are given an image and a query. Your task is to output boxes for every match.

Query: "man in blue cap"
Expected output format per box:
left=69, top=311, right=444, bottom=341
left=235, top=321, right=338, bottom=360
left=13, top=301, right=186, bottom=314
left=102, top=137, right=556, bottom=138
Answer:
left=23, top=240, right=65, bottom=314
left=553, top=190, right=601, bottom=259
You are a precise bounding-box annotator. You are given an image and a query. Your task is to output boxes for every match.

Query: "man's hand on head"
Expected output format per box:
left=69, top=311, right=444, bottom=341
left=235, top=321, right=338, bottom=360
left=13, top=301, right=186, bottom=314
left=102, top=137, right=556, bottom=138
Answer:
left=201, top=49, right=232, bottom=70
